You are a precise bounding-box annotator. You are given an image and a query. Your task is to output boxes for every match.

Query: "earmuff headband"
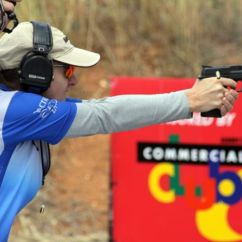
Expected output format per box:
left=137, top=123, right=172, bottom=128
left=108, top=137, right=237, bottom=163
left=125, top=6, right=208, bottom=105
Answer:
left=31, top=21, right=52, bottom=54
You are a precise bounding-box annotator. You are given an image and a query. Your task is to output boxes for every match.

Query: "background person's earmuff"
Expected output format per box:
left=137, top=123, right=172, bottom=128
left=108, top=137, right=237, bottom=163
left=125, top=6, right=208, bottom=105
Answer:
left=19, top=21, right=53, bottom=94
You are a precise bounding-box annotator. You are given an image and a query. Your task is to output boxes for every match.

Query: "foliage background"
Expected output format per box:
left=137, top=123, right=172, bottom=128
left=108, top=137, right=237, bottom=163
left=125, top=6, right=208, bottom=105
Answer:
left=9, top=0, right=242, bottom=241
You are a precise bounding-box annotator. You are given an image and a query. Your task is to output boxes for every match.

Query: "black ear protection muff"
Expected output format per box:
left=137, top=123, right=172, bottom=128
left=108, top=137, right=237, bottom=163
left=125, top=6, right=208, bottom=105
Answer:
left=19, top=21, right=53, bottom=94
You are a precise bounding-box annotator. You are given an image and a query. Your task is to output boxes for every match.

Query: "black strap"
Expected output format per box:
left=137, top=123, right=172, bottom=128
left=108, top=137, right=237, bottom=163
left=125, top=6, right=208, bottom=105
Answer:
left=32, top=140, right=51, bottom=185
left=40, top=141, right=51, bottom=185
left=31, top=21, right=53, bottom=54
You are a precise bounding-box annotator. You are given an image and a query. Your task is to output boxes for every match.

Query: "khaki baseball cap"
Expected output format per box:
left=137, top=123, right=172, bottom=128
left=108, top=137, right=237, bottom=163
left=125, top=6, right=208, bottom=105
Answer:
left=0, top=21, right=100, bottom=70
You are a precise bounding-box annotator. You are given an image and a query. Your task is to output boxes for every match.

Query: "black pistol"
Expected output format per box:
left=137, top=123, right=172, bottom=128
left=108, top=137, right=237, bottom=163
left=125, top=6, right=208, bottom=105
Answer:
left=199, top=65, right=242, bottom=117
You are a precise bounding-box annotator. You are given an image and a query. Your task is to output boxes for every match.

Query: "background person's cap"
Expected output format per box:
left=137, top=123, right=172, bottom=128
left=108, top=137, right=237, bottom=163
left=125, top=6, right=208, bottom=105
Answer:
left=0, top=21, right=101, bottom=70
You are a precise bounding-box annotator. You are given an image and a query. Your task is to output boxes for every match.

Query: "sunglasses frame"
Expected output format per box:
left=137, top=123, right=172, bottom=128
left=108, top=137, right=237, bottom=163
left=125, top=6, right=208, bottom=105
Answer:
left=53, top=62, right=75, bottom=79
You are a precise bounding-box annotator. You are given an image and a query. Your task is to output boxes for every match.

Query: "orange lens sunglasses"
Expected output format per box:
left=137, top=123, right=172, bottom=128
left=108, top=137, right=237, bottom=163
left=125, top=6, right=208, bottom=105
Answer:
left=65, top=65, right=75, bottom=79
left=53, top=62, right=75, bottom=79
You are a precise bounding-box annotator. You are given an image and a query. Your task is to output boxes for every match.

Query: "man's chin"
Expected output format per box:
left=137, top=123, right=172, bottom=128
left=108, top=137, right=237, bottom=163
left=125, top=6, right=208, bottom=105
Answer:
left=57, top=96, right=66, bottom=101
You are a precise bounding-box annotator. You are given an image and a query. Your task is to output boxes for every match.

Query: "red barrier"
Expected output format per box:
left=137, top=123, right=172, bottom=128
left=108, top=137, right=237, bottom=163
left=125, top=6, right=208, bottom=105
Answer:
left=111, top=77, right=242, bottom=242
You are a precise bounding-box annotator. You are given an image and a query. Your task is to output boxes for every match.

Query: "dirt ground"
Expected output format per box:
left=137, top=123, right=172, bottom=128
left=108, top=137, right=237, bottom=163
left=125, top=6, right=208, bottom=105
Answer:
left=9, top=66, right=111, bottom=242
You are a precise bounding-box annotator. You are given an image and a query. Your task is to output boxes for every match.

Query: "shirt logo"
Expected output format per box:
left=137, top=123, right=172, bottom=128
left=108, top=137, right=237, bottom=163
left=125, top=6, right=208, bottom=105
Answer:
left=33, top=97, right=58, bottom=119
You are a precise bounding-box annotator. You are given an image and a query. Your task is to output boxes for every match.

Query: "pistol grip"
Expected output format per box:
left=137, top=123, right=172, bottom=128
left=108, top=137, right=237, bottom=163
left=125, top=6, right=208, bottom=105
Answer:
left=201, top=109, right=222, bottom=117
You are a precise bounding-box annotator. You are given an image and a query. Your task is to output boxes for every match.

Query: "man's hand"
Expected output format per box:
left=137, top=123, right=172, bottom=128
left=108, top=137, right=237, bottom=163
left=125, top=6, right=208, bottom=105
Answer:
left=220, top=89, right=238, bottom=116
left=185, top=77, right=238, bottom=116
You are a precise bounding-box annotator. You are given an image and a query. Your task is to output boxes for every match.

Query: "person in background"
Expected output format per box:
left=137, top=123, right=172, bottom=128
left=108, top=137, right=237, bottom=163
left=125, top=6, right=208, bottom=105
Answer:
left=0, top=0, right=22, bottom=33
left=0, top=21, right=238, bottom=241
left=2, top=0, right=21, bottom=11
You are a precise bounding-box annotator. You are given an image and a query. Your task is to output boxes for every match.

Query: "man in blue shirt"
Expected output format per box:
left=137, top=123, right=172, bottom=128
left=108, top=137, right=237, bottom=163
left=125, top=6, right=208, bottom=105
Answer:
left=0, top=21, right=238, bottom=241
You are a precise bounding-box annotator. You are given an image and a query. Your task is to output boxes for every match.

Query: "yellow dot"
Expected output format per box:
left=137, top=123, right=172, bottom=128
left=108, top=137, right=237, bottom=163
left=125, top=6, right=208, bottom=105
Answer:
left=218, top=179, right=235, bottom=197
